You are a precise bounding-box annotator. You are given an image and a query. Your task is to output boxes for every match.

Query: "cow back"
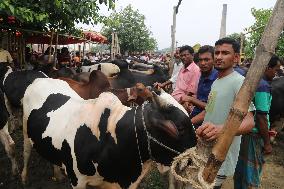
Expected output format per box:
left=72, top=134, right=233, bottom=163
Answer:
left=3, top=70, right=47, bottom=107
left=270, top=77, right=284, bottom=121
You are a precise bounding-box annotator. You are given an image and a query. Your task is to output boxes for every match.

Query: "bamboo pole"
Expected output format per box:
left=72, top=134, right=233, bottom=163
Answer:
left=53, top=32, right=59, bottom=67
left=170, top=6, right=177, bottom=76
left=48, top=30, right=54, bottom=63
left=202, top=0, right=284, bottom=183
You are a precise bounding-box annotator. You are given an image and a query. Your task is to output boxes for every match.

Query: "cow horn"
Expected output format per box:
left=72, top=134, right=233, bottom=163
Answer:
left=151, top=90, right=168, bottom=108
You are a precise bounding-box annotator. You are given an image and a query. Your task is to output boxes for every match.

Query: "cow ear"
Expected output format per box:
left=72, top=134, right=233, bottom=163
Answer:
left=153, top=120, right=179, bottom=139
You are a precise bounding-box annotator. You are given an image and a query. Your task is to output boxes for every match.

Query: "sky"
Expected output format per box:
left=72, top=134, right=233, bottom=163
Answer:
left=78, top=0, right=277, bottom=50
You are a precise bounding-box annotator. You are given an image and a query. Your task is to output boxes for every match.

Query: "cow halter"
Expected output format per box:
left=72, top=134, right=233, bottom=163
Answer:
left=133, top=101, right=181, bottom=168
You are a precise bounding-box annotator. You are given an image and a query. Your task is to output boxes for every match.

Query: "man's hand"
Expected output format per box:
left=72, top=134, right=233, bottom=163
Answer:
left=196, top=122, right=223, bottom=141
left=263, top=143, right=272, bottom=155
left=180, top=95, right=194, bottom=103
left=154, top=82, right=165, bottom=88
left=182, top=101, right=193, bottom=113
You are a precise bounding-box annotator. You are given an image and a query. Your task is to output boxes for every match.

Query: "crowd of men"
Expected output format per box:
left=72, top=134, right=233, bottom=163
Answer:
left=155, top=37, right=281, bottom=189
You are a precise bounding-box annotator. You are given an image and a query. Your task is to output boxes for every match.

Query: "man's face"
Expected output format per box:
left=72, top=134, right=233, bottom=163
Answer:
left=266, top=61, right=281, bottom=81
left=180, top=50, right=193, bottom=67
left=174, top=49, right=180, bottom=59
left=214, top=44, right=239, bottom=71
left=198, top=52, right=214, bottom=73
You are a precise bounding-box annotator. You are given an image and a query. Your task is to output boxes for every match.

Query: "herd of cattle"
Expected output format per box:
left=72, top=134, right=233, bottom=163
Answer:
left=0, top=60, right=197, bottom=189
left=0, top=59, right=284, bottom=189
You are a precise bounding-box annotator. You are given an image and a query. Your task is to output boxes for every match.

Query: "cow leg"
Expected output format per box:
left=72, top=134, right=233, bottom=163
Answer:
left=4, top=95, right=17, bottom=133
left=53, top=165, right=65, bottom=182
left=21, top=116, right=32, bottom=185
left=0, top=122, right=18, bottom=175
left=129, top=160, right=153, bottom=189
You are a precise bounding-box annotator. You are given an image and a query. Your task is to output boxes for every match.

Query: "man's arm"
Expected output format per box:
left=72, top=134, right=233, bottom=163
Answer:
left=256, top=113, right=272, bottom=154
left=236, top=111, right=255, bottom=135
left=197, top=111, right=254, bottom=141
left=191, top=110, right=206, bottom=125
left=181, top=96, right=207, bottom=109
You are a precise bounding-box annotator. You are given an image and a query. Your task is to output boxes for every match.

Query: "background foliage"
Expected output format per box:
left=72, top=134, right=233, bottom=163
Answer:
left=0, top=0, right=115, bottom=36
left=244, top=8, right=284, bottom=58
left=101, top=5, right=157, bottom=54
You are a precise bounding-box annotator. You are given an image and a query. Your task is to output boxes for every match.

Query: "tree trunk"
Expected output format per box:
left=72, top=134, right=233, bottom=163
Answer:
left=202, top=0, right=284, bottom=184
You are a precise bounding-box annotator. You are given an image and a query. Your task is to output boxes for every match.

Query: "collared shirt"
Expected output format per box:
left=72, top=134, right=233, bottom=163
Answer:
left=172, top=62, right=200, bottom=102
left=191, top=69, right=218, bottom=118
left=169, top=61, right=183, bottom=90
left=0, top=49, right=13, bottom=63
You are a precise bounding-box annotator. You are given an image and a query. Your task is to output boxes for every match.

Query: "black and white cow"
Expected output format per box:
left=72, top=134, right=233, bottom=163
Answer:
left=22, top=78, right=197, bottom=189
left=0, top=88, right=18, bottom=175
left=1, top=66, right=48, bottom=133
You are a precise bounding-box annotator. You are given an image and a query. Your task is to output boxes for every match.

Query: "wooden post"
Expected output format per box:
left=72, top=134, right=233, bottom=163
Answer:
left=48, top=30, right=54, bottom=63
left=239, top=33, right=245, bottom=63
left=53, top=32, right=59, bottom=67
left=219, top=4, right=227, bottom=39
left=202, top=0, right=284, bottom=184
left=83, top=42, right=86, bottom=59
left=170, top=6, right=177, bottom=76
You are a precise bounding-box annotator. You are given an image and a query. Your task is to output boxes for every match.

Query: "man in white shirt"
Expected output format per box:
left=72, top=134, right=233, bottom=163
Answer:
left=154, top=48, right=183, bottom=90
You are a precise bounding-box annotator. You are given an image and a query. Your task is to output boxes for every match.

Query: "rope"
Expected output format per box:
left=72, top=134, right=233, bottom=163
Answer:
left=133, top=106, right=143, bottom=168
left=170, top=140, right=215, bottom=189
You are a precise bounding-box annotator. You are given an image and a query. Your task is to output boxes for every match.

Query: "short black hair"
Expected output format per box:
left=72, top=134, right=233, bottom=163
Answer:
left=179, top=45, right=194, bottom=54
left=268, top=54, right=280, bottom=68
left=215, top=37, right=240, bottom=53
left=197, top=45, right=214, bottom=58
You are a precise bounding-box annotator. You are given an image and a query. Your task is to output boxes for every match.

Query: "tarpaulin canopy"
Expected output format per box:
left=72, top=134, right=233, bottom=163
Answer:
left=26, top=32, right=108, bottom=45
left=26, top=35, right=86, bottom=45
left=83, top=31, right=108, bottom=44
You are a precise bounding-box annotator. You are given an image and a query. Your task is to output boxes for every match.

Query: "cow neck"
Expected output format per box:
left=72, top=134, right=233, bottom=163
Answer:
left=133, top=104, right=150, bottom=165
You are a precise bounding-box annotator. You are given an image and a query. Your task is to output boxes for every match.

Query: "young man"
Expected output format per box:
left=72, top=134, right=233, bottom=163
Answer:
left=196, top=38, right=255, bottom=189
left=171, top=45, right=200, bottom=103
left=234, top=55, right=281, bottom=189
left=155, top=47, right=183, bottom=90
left=180, top=45, right=218, bottom=128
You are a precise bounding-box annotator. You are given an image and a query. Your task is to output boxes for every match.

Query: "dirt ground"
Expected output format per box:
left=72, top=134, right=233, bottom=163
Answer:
left=0, top=125, right=283, bottom=189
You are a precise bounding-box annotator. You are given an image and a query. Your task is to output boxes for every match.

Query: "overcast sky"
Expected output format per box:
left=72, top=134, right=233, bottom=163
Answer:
left=79, top=0, right=277, bottom=49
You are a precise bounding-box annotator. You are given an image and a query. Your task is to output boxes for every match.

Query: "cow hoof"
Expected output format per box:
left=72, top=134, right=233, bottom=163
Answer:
left=12, top=165, right=19, bottom=176
left=21, top=172, right=28, bottom=185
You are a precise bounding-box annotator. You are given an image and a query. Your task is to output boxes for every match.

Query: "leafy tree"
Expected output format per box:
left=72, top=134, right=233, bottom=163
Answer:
left=226, top=32, right=247, bottom=53
left=245, top=8, right=284, bottom=58
left=0, top=0, right=115, bottom=35
left=101, top=5, right=158, bottom=54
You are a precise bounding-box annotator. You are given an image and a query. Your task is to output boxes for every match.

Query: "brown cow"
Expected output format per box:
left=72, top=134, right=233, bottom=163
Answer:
left=58, top=70, right=111, bottom=100
left=59, top=70, right=152, bottom=106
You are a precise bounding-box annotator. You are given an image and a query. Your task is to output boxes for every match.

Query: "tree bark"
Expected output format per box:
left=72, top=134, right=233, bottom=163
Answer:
left=202, top=0, right=284, bottom=184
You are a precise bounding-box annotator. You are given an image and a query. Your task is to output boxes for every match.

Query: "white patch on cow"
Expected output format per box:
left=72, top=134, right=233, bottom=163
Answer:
left=3, top=66, right=13, bottom=85
left=81, top=63, right=120, bottom=77
left=158, top=89, right=189, bottom=117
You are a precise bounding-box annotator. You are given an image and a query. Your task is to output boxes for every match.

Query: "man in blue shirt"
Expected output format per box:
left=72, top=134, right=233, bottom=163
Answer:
left=181, top=45, right=218, bottom=128
left=234, top=55, right=281, bottom=189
